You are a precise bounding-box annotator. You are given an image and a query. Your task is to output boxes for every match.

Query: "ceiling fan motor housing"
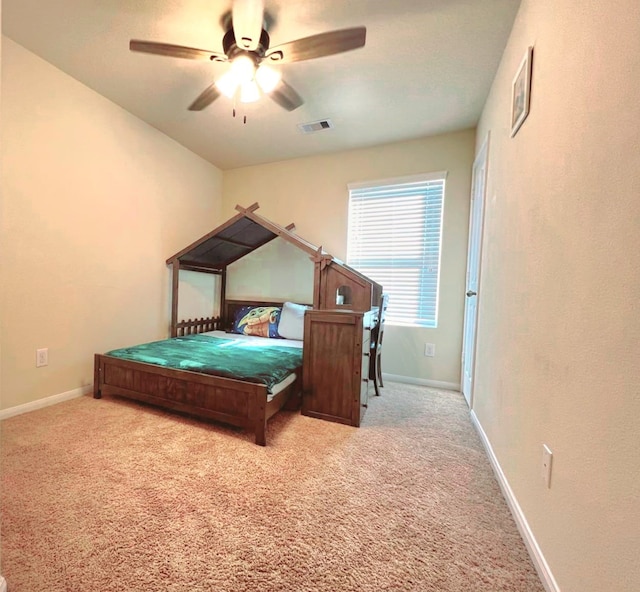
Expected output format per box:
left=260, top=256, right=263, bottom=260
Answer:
left=221, top=27, right=270, bottom=63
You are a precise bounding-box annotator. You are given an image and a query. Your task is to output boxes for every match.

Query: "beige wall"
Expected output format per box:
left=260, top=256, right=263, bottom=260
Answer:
left=227, top=238, right=315, bottom=304
left=474, top=1, right=640, bottom=591
left=177, top=270, right=220, bottom=321
left=223, top=130, right=475, bottom=387
left=0, top=37, right=223, bottom=410
left=177, top=239, right=315, bottom=321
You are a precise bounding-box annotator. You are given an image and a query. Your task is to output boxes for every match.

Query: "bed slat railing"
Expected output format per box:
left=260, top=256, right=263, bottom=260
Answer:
left=176, top=316, right=222, bottom=336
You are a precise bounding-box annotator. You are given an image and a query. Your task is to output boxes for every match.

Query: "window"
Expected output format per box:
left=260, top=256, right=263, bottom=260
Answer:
left=347, top=172, right=446, bottom=327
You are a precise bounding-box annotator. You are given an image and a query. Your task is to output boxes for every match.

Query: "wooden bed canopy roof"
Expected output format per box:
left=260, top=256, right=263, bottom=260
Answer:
left=166, top=203, right=382, bottom=335
left=166, top=202, right=323, bottom=272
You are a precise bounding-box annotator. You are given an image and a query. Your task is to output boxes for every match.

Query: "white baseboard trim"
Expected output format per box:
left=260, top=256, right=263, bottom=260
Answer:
left=0, top=385, right=92, bottom=421
left=383, top=373, right=460, bottom=392
left=470, top=410, right=560, bottom=592
left=0, top=575, right=7, bottom=592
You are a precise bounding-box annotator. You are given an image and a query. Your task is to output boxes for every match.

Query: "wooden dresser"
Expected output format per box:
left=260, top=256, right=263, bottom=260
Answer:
left=302, top=308, right=377, bottom=427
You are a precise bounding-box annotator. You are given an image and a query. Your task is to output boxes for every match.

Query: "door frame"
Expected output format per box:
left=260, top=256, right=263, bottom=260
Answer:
left=461, top=132, right=490, bottom=408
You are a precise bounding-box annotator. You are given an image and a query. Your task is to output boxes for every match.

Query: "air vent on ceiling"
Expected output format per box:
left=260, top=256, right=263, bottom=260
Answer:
left=297, top=119, right=335, bottom=134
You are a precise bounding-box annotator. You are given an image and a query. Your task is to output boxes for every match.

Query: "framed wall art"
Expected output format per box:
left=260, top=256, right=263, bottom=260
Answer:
left=510, top=46, right=533, bottom=137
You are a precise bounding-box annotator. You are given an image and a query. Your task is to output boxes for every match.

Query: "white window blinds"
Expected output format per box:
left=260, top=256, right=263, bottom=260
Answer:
left=347, top=172, right=446, bottom=327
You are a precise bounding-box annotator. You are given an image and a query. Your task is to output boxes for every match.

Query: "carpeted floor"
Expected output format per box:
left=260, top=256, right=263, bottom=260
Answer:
left=1, top=382, right=544, bottom=591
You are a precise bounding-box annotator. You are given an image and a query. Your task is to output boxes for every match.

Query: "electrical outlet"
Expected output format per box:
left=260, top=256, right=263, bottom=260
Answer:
left=541, top=444, right=553, bottom=488
left=424, top=343, right=436, bottom=357
left=36, top=347, right=49, bottom=368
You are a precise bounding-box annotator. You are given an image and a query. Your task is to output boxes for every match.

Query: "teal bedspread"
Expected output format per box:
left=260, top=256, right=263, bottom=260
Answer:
left=105, top=334, right=303, bottom=391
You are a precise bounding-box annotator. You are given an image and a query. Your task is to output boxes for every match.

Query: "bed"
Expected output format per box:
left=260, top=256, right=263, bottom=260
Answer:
left=94, top=204, right=381, bottom=444
left=93, top=299, right=308, bottom=445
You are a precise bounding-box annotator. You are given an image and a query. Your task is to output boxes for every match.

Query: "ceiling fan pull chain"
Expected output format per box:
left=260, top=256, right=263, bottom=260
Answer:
left=244, top=115, right=247, bottom=124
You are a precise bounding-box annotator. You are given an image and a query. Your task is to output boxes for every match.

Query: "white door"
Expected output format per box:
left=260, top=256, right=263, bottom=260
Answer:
left=461, top=133, right=489, bottom=408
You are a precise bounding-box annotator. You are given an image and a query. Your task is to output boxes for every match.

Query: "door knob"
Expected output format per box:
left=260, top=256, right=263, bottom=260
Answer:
left=466, top=290, right=477, bottom=297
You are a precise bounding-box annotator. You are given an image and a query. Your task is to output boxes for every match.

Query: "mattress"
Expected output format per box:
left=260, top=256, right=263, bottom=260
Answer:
left=105, top=332, right=303, bottom=398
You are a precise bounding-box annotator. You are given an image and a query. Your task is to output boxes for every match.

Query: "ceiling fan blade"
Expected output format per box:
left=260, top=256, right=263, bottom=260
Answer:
left=188, top=85, right=221, bottom=111
left=265, top=27, right=366, bottom=64
left=232, top=0, right=265, bottom=51
left=269, top=80, right=304, bottom=111
left=130, top=40, right=227, bottom=62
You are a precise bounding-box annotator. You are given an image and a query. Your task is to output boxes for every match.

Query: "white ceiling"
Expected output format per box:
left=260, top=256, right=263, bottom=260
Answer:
left=3, top=0, right=520, bottom=170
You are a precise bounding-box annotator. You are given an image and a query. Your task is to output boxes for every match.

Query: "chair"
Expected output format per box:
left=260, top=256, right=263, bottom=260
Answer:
left=369, top=293, right=389, bottom=396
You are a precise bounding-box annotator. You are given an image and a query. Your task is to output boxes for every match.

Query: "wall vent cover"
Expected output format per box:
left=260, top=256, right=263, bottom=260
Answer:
left=297, top=119, right=334, bottom=134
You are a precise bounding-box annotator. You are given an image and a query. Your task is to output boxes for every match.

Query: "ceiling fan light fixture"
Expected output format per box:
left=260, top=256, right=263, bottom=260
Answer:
left=240, top=80, right=261, bottom=103
left=230, top=54, right=255, bottom=84
left=216, top=54, right=257, bottom=99
left=215, top=70, right=239, bottom=98
left=255, top=64, right=281, bottom=93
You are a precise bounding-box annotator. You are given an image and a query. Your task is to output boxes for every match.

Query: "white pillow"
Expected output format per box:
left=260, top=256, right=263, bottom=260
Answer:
left=277, top=301, right=309, bottom=341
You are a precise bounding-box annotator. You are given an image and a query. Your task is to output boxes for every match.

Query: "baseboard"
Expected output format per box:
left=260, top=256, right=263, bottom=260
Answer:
left=0, top=385, right=92, bottom=421
left=0, top=575, right=7, bottom=592
left=383, top=373, right=460, bottom=392
left=470, top=410, right=561, bottom=592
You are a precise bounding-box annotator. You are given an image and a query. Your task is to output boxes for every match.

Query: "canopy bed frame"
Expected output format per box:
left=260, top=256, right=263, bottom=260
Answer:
left=94, top=203, right=382, bottom=445
left=166, top=202, right=382, bottom=338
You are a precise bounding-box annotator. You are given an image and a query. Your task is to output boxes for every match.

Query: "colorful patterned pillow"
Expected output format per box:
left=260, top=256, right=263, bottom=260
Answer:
left=229, top=305, right=282, bottom=338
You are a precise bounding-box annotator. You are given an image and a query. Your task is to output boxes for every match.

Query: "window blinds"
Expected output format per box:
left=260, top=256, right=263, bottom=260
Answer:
left=347, top=173, right=446, bottom=327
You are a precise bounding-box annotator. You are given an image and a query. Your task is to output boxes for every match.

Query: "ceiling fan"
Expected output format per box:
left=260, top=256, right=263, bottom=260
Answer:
left=130, top=0, right=366, bottom=112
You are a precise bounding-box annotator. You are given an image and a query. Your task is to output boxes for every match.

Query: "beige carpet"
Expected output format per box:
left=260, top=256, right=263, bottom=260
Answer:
left=1, top=382, right=544, bottom=591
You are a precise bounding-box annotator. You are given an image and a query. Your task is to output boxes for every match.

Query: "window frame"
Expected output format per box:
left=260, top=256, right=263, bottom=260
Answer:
left=346, top=171, right=447, bottom=328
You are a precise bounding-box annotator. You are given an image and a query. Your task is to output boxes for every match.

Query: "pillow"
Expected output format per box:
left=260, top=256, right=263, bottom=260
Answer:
left=277, top=302, right=309, bottom=341
left=229, top=305, right=282, bottom=338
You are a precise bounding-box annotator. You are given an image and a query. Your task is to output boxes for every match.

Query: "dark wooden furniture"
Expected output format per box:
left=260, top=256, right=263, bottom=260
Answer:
left=165, top=203, right=382, bottom=337
left=302, top=308, right=377, bottom=427
left=312, top=252, right=383, bottom=313
left=369, top=293, right=389, bottom=396
left=94, top=299, right=302, bottom=446
left=95, top=203, right=382, bottom=443
left=166, top=203, right=319, bottom=338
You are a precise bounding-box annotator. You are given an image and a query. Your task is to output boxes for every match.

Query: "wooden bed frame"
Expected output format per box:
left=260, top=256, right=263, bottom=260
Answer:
left=94, top=204, right=381, bottom=444
left=93, top=300, right=302, bottom=446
